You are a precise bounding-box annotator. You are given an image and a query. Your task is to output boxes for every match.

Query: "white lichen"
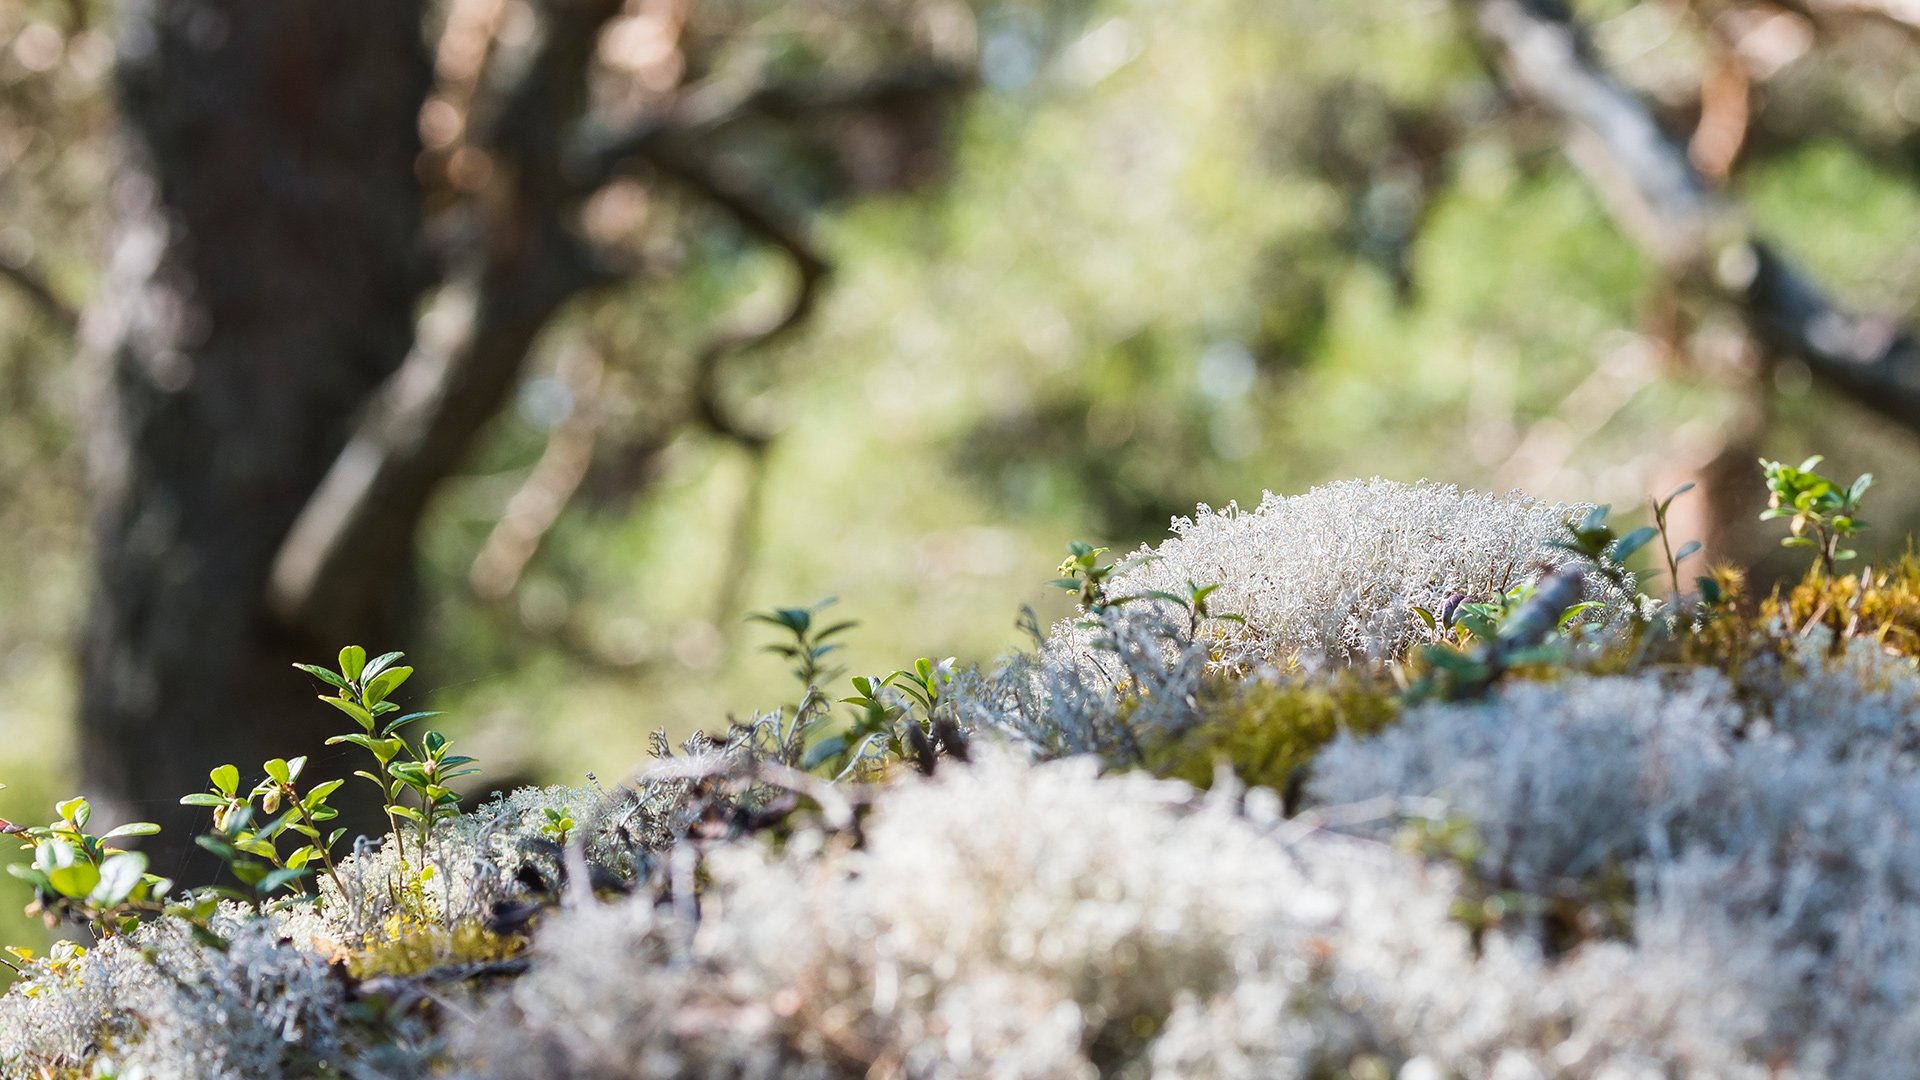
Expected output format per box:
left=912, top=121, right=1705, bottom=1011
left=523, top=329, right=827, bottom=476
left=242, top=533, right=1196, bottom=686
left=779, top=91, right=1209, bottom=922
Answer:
left=1045, top=478, right=1621, bottom=670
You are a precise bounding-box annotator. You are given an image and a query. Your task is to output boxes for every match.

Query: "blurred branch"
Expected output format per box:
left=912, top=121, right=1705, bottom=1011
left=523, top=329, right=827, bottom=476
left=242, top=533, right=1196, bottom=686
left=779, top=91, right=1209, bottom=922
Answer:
left=269, top=0, right=626, bottom=636
left=0, top=261, right=78, bottom=334
left=1687, top=34, right=1749, bottom=184
left=1467, top=0, right=1920, bottom=435
left=646, top=148, right=831, bottom=449
left=570, top=65, right=971, bottom=195
left=275, top=23, right=943, bottom=635
left=468, top=345, right=605, bottom=602
left=645, top=149, right=830, bottom=625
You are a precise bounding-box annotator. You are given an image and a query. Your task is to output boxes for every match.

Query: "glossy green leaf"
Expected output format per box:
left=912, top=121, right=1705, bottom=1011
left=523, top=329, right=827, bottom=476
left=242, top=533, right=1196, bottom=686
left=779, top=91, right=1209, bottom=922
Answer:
left=291, top=663, right=350, bottom=691
left=55, top=797, right=89, bottom=830
left=304, top=779, right=344, bottom=807
left=380, top=710, right=441, bottom=735
left=209, top=764, right=240, bottom=798
left=319, top=695, right=377, bottom=733
left=102, top=822, right=160, bottom=839
left=363, top=666, right=412, bottom=705
left=90, top=852, right=147, bottom=907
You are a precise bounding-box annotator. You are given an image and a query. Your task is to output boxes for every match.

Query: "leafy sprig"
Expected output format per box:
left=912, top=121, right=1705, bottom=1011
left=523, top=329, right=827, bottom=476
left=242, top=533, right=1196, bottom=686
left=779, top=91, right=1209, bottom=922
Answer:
left=302, top=647, right=473, bottom=900
left=3, top=795, right=165, bottom=938
left=179, top=756, right=349, bottom=916
left=1760, top=455, right=1872, bottom=576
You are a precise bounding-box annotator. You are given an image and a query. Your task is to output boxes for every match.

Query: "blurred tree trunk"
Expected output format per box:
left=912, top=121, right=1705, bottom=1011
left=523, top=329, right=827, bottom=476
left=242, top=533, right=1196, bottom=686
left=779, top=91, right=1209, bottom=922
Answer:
left=78, top=0, right=431, bottom=873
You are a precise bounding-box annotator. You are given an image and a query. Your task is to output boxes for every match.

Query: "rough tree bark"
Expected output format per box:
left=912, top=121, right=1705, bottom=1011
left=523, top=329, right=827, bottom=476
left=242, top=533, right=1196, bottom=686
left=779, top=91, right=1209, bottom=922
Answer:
left=79, top=0, right=432, bottom=872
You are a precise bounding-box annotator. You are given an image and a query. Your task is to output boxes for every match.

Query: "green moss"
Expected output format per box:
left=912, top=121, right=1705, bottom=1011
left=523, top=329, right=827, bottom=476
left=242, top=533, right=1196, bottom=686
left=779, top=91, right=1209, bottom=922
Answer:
left=344, top=916, right=521, bottom=981
left=1766, top=552, right=1920, bottom=658
left=1674, top=552, right=1920, bottom=677
left=1144, top=674, right=1400, bottom=794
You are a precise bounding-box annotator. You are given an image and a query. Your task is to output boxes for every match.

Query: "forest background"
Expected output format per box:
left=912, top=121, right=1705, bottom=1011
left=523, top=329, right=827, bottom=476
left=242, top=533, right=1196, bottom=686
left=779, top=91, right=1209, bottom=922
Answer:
left=0, top=0, right=1918, bottom=959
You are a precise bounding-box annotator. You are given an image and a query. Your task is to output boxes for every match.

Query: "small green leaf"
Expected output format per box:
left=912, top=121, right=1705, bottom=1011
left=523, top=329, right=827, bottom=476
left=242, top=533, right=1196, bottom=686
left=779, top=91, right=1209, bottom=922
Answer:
left=815, top=620, right=858, bottom=641
left=258, top=867, right=309, bottom=895
left=179, top=793, right=227, bottom=808
left=1557, top=601, right=1603, bottom=629
left=304, top=780, right=344, bottom=807
left=319, top=695, right=377, bottom=732
left=55, top=797, right=90, bottom=830
left=102, top=822, right=161, bottom=840
left=291, top=663, right=350, bottom=691
left=210, top=765, right=240, bottom=799
left=802, top=735, right=848, bottom=770
left=327, top=733, right=404, bottom=764
left=263, top=758, right=291, bottom=785
left=1674, top=540, right=1702, bottom=563
left=364, top=666, right=413, bottom=705
left=338, top=646, right=367, bottom=684
left=1608, top=526, right=1658, bottom=563
left=380, top=710, right=441, bottom=736
left=90, top=852, right=148, bottom=907
left=47, top=861, right=100, bottom=900
left=6, top=865, right=49, bottom=891
left=361, top=651, right=405, bottom=682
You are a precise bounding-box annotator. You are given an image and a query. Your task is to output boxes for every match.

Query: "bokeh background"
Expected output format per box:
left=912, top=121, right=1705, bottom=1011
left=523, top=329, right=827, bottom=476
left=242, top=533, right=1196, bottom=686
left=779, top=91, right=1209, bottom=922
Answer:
left=1, top=0, right=1917, bottom=956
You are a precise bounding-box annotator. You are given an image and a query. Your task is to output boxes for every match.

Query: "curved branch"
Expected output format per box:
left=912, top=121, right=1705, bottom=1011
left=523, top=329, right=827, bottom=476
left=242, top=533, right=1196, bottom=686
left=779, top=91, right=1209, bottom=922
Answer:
left=646, top=148, right=831, bottom=448
left=569, top=65, right=970, bottom=196
left=1467, top=0, right=1920, bottom=435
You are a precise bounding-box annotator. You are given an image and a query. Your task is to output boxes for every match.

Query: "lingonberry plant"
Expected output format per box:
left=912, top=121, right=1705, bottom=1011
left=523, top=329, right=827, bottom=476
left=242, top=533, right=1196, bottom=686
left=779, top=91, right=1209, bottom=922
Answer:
left=1760, top=455, right=1873, bottom=576
left=178, top=756, right=350, bottom=919
left=301, top=647, right=477, bottom=898
left=1, top=794, right=164, bottom=939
